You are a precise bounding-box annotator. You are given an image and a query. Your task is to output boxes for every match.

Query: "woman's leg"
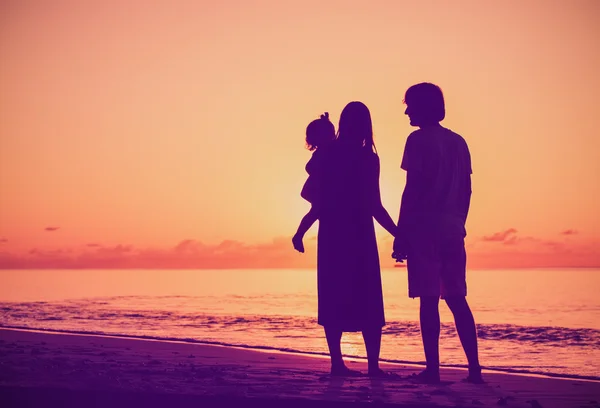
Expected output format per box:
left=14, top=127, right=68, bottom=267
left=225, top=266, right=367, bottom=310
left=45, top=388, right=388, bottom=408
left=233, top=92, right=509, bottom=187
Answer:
left=324, top=326, right=361, bottom=376
left=362, top=327, right=382, bottom=374
left=324, top=326, right=344, bottom=368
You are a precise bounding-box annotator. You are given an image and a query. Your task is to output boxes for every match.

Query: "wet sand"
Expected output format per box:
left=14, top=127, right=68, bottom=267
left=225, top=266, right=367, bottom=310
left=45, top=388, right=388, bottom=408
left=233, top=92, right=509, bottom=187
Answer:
left=0, top=328, right=598, bottom=407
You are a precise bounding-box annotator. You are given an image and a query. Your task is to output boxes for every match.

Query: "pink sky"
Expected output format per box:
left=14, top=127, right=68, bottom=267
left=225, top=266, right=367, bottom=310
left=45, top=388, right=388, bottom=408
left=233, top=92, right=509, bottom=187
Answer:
left=1, top=0, right=599, bottom=268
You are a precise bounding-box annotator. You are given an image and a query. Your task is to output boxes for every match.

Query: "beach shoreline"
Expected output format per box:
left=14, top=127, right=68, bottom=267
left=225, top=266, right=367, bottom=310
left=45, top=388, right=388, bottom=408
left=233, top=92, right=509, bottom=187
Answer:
left=2, top=325, right=599, bottom=383
left=1, top=328, right=599, bottom=407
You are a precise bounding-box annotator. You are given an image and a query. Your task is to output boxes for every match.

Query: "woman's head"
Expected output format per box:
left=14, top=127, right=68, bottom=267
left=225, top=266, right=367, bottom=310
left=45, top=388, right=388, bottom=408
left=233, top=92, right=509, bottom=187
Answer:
left=337, top=101, right=376, bottom=152
left=305, top=112, right=336, bottom=151
left=403, top=83, right=445, bottom=127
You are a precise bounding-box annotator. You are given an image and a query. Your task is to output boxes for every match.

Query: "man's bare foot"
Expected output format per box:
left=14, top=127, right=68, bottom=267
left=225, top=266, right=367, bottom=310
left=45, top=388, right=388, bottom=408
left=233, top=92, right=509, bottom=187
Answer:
left=409, top=369, right=441, bottom=384
left=331, top=365, right=362, bottom=377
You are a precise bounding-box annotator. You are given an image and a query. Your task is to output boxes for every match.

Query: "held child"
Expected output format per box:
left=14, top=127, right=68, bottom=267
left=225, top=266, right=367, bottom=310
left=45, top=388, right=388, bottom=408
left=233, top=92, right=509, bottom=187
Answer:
left=292, top=113, right=336, bottom=253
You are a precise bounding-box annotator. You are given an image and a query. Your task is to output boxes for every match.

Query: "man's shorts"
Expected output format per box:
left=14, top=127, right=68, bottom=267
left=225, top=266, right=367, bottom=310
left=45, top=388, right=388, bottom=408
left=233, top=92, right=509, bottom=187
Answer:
left=407, top=234, right=467, bottom=299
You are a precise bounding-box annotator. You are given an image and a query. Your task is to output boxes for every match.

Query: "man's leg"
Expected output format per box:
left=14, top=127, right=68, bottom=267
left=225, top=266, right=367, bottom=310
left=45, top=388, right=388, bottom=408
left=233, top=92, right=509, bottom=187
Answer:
left=407, top=233, right=442, bottom=383
left=445, top=296, right=483, bottom=382
left=418, top=295, right=441, bottom=382
left=440, top=235, right=483, bottom=383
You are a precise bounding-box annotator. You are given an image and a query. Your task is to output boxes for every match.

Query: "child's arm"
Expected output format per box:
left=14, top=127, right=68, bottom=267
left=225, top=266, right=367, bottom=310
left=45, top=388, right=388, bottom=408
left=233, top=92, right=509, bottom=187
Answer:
left=292, top=207, right=319, bottom=253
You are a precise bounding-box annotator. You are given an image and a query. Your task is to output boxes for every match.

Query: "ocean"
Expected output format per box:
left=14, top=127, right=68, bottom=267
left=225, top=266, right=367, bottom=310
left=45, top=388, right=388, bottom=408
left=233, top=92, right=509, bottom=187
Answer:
left=0, top=268, right=598, bottom=379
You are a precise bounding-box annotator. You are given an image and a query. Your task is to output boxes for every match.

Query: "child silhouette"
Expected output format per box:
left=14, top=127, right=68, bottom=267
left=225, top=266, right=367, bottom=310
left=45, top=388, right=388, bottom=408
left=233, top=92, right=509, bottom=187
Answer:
left=292, top=112, right=336, bottom=253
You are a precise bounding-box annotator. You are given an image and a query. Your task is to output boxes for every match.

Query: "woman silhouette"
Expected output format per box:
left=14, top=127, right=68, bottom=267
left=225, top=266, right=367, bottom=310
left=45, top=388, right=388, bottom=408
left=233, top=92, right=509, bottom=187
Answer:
left=297, top=101, right=397, bottom=376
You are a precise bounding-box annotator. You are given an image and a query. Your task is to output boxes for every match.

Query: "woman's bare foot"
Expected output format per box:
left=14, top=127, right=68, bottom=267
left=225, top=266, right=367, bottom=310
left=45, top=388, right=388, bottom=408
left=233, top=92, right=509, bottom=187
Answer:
left=409, top=368, right=441, bottom=384
left=462, top=374, right=485, bottom=384
left=368, top=367, right=400, bottom=378
left=331, top=365, right=362, bottom=377
left=463, top=366, right=485, bottom=384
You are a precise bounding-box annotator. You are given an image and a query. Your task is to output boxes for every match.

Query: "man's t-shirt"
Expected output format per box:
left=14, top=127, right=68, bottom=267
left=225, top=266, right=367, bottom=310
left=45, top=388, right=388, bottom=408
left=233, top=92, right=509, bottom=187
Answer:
left=401, top=126, right=472, bottom=237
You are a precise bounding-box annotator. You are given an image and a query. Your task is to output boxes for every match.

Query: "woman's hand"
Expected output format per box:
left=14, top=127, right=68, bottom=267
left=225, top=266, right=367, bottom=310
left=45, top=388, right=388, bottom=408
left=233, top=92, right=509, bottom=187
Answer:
left=292, top=234, right=305, bottom=253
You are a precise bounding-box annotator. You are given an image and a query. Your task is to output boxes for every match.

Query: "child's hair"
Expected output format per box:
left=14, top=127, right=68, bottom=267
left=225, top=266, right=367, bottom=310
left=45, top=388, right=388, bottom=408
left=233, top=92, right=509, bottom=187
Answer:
left=305, top=112, right=336, bottom=151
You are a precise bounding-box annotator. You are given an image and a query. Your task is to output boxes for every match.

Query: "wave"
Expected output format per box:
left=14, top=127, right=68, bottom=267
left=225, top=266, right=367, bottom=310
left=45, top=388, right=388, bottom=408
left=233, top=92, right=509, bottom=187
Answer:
left=1, top=301, right=598, bottom=348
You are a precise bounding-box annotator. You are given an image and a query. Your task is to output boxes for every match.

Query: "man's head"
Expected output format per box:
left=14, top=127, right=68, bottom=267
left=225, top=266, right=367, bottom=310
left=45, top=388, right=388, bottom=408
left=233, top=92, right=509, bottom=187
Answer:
left=403, top=83, right=445, bottom=127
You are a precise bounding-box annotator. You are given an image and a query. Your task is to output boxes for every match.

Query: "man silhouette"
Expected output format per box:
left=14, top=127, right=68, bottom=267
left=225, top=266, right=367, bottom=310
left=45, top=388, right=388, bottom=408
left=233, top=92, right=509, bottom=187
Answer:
left=393, top=83, right=483, bottom=384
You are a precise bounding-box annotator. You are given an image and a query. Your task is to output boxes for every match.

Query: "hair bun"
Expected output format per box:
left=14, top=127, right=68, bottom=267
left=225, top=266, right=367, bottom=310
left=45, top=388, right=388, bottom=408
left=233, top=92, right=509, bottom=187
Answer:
left=320, top=112, right=330, bottom=121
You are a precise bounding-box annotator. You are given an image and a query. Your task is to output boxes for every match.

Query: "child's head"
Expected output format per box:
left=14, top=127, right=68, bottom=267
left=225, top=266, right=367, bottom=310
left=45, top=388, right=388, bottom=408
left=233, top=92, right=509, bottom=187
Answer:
left=305, top=112, right=336, bottom=151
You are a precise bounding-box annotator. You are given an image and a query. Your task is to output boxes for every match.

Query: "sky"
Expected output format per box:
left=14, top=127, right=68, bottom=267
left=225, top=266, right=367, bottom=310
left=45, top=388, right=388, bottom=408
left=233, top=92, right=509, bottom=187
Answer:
left=0, top=0, right=599, bottom=269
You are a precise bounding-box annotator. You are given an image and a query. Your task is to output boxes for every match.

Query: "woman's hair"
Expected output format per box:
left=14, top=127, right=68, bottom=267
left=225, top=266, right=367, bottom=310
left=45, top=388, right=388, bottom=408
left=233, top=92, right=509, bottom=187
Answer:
left=337, top=101, right=377, bottom=153
left=305, top=112, right=336, bottom=151
left=403, top=82, right=445, bottom=123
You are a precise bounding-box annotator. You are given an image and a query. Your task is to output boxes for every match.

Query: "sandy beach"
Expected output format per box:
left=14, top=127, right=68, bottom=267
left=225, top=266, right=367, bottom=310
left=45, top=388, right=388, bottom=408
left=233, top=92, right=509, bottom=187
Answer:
left=0, top=328, right=598, bottom=407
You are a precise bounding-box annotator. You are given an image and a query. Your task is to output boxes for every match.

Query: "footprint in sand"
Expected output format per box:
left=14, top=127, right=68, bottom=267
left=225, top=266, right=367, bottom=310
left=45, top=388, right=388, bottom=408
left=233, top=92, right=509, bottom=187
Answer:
left=232, top=373, right=249, bottom=379
left=414, top=391, right=432, bottom=401
left=430, top=389, right=447, bottom=395
left=497, top=396, right=516, bottom=406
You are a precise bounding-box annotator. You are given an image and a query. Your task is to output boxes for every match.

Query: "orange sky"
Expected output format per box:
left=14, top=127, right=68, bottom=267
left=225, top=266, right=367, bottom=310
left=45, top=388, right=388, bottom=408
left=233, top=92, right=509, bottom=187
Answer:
left=0, top=0, right=599, bottom=268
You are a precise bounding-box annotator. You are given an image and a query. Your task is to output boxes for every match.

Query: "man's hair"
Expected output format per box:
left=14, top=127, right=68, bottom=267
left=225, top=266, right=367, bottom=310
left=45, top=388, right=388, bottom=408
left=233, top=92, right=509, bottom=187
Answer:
left=404, top=83, right=445, bottom=122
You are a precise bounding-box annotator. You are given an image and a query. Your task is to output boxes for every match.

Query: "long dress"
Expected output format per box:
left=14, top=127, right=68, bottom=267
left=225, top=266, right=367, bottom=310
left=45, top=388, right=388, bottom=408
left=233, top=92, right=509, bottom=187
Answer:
left=314, top=142, right=385, bottom=332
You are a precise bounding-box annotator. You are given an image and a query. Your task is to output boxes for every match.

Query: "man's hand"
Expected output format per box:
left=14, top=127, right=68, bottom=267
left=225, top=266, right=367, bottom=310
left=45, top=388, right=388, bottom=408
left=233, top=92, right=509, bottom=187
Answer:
left=392, top=231, right=409, bottom=263
left=292, top=234, right=305, bottom=253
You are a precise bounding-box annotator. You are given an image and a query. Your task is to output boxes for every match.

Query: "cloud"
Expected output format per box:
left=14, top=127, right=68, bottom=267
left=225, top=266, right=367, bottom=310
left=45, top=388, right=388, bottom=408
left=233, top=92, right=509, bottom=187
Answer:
left=0, top=238, right=7, bottom=244
left=480, top=229, right=569, bottom=252
left=560, top=229, right=578, bottom=236
left=0, top=233, right=598, bottom=270
left=0, top=237, right=315, bottom=269
left=468, top=228, right=600, bottom=267
left=44, top=227, right=60, bottom=232
left=503, top=235, right=519, bottom=245
left=482, top=228, right=518, bottom=242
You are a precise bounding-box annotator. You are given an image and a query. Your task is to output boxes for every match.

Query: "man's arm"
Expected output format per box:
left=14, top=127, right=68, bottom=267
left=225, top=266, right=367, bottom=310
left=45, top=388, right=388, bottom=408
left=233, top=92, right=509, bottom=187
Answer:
left=393, top=169, right=425, bottom=261
left=459, top=173, right=472, bottom=225
left=397, top=170, right=424, bottom=232
left=396, top=133, right=424, bottom=233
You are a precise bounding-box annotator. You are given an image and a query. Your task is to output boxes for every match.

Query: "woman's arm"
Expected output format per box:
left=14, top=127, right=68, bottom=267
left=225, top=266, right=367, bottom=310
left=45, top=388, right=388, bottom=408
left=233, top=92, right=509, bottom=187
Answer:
left=369, top=154, right=397, bottom=236
left=374, top=205, right=397, bottom=237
